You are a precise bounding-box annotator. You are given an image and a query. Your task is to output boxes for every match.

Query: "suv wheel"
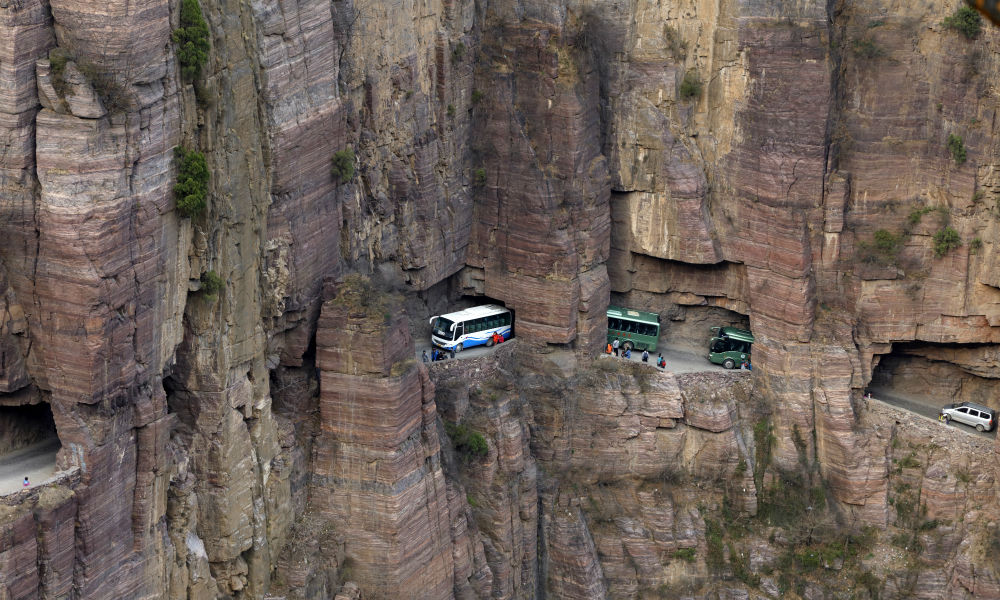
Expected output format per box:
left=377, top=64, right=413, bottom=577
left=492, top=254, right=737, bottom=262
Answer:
left=976, top=423, right=985, bottom=432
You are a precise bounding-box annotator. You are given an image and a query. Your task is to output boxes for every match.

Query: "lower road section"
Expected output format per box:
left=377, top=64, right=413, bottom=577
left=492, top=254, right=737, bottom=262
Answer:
left=0, top=437, right=60, bottom=496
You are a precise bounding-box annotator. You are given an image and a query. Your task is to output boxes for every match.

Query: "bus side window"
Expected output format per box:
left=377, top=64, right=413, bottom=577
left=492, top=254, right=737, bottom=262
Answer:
left=502, top=313, right=511, bottom=326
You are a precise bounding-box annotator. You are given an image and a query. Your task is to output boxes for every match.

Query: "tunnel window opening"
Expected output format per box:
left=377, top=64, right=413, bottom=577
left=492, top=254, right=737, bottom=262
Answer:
left=612, top=292, right=750, bottom=354
left=869, top=342, right=1000, bottom=425
left=0, top=401, right=62, bottom=494
left=0, top=402, right=59, bottom=457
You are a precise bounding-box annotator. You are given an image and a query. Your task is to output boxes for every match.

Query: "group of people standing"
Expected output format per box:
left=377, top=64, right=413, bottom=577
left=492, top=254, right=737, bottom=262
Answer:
left=423, top=348, right=454, bottom=362
left=605, top=339, right=666, bottom=369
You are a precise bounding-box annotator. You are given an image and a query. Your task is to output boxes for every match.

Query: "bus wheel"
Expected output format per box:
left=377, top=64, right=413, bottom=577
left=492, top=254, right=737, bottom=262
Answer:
left=486, top=337, right=494, bottom=347
left=623, top=341, right=633, bottom=352
left=723, top=358, right=736, bottom=369
left=455, top=343, right=463, bottom=353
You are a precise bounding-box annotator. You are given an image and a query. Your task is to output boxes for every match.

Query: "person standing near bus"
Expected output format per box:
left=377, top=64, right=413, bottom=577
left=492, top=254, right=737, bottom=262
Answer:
left=612, top=339, right=620, bottom=356
left=606, top=342, right=613, bottom=354
left=641, top=349, right=649, bottom=363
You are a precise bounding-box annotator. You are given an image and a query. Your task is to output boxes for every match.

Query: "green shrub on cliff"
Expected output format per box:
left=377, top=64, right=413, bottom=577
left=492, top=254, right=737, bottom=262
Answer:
left=200, top=270, right=224, bottom=299
left=444, top=422, right=488, bottom=458
left=947, top=133, right=967, bottom=164
left=473, top=167, right=487, bottom=187
left=858, top=229, right=903, bottom=265
left=943, top=6, right=982, bottom=39
left=933, top=226, right=961, bottom=257
left=679, top=70, right=702, bottom=101
left=331, top=148, right=355, bottom=183
left=852, top=37, right=886, bottom=59
left=172, top=0, right=210, bottom=81
left=173, top=147, right=209, bottom=218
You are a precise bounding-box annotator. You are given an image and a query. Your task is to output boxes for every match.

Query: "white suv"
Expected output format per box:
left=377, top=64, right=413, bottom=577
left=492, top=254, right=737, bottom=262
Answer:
left=940, top=402, right=995, bottom=432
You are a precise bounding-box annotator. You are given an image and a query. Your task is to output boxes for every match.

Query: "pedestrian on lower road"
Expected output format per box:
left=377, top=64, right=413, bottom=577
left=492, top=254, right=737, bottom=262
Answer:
left=23, top=476, right=29, bottom=488
left=612, top=339, right=620, bottom=356
left=450, top=348, right=456, bottom=359
left=422, top=350, right=429, bottom=363
left=624, top=347, right=631, bottom=359
left=431, top=348, right=439, bottom=361
left=641, top=350, right=649, bottom=363
left=657, top=354, right=665, bottom=369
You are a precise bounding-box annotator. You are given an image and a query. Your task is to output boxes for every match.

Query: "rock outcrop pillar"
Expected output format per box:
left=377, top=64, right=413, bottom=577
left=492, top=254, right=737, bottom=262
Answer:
left=312, top=276, right=462, bottom=599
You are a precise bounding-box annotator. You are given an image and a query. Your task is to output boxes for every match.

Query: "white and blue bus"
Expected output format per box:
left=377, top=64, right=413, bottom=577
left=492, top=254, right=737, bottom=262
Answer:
left=429, top=305, right=512, bottom=352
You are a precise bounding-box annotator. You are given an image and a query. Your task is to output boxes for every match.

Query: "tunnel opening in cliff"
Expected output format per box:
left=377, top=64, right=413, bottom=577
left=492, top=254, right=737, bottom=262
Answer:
left=870, top=342, right=1000, bottom=414
left=611, top=290, right=750, bottom=353
left=0, top=401, right=60, bottom=457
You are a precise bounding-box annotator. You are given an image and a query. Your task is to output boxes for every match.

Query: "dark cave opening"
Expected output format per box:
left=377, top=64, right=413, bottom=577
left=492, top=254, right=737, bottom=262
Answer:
left=870, top=341, right=1000, bottom=418
left=0, top=401, right=59, bottom=457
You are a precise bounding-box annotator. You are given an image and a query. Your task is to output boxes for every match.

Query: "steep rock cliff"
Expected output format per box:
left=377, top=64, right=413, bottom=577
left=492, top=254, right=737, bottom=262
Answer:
left=2, top=0, right=1000, bottom=598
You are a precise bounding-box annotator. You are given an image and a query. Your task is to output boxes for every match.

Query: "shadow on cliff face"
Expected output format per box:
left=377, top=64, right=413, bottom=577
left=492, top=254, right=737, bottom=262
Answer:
left=0, top=401, right=59, bottom=456
left=871, top=342, right=1000, bottom=412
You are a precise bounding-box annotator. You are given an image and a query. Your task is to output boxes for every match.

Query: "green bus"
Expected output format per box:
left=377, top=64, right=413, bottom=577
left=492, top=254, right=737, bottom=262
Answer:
left=708, top=326, right=754, bottom=369
left=607, top=306, right=660, bottom=351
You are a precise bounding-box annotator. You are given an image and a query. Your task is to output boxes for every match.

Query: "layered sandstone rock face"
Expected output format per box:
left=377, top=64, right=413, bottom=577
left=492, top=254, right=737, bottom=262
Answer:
left=2, top=0, right=1000, bottom=597
left=273, top=278, right=488, bottom=599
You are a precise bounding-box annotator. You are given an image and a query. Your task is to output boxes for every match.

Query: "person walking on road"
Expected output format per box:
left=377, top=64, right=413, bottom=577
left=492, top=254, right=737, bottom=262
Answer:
left=657, top=354, right=666, bottom=369
left=422, top=350, right=429, bottom=363
left=23, top=476, right=29, bottom=488
left=641, top=349, right=649, bottom=363
left=612, top=339, right=620, bottom=356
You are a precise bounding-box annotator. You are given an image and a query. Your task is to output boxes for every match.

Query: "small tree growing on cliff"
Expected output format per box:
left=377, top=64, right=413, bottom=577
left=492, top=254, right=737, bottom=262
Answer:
left=947, top=133, right=967, bottom=164
left=200, top=270, right=224, bottom=300
left=331, top=148, right=355, bottom=183
left=172, top=0, right=210, bottom=81
left=679, top=70, right=702, bottom=101
left=932, top=226, right=961, bottom=257
left=444, top=422, right=488, bottom=459
left=943, top=6, right=982, bottom=40
left=174, top=147, right=209, bottom=218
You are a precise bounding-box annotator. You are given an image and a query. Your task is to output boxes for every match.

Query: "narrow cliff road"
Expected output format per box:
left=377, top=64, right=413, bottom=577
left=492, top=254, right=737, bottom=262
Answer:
left=603, top=344, right=733, bottom=374
left=870, top=387, right=995, bottom=440
left=0, top=437, right=60, bottom=496
left=415, top=337, right=732, bottom=375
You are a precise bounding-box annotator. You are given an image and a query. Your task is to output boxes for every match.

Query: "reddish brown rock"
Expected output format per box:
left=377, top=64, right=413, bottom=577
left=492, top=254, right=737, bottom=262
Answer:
left=307, top=285, right=467, bottom=599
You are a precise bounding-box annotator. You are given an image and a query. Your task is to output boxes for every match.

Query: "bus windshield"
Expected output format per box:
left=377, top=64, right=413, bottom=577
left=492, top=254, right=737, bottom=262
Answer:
left=432, top=317, right=455, bottom=340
